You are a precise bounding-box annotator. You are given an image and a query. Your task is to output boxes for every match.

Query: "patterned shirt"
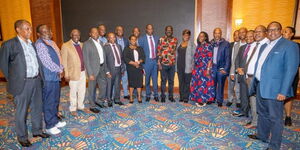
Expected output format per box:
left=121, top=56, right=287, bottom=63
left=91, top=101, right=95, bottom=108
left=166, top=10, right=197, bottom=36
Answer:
left=17, top=36, right=39, bottom=77
left=35, top=39, right=63, bottom=73
left=157, top=36, right=178, bottom=66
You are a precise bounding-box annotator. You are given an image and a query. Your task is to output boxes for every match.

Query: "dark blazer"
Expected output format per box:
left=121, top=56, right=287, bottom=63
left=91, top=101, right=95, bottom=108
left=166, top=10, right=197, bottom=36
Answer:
left=234, top=44, right=248, bottom=82
left=0, top=37, right=44, bottom=95
left=250, top=38, right=299, bottom=99
left=82, top=38, right=108, bottom=77
left=138, top=34, right=159, bottom=63
left=214, top=40, right=231, bottom=75
left=103, top=43, right=125, bottom=74
left=123, top=46, right=145, bottom=69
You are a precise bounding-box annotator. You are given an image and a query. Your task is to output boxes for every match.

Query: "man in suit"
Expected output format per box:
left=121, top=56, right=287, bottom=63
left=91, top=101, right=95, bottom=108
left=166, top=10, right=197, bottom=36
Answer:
left=210, top=28, right=231, bottom=107
left=233, top=30, right=255, bottom=117
left=132, top=27, right=141, bottom=46
left=0, top=20, right=50, bottom=147
left=227, top=28, right=247, bottom=107
left=115, top=26, right=130, bottom=99
left=61, top=29, right=90, bottom=116
left=138, top=24, right=160, bottom=102
left=104, top=32, right=125, bottom=106
left=98, top=24, right=107, bottom=44
left=248, top=21, right=299, bottom=150
left=83, top=27, right=110, bottom=113
left=35, top=24, right=67, bottom=135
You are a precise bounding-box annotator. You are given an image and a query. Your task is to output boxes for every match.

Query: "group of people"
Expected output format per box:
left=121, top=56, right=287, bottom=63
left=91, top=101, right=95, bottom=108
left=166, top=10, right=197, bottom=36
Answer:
left=0, top=19, right=299, bottom=150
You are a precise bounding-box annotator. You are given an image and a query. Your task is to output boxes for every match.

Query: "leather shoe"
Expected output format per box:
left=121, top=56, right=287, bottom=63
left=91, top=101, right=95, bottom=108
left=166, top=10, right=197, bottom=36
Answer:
left=248, top=134, right=259, bottom=140
left=18, top=140, right=32, bottom=147
left=217, top=102, right=223, bottom=107
left=146, top=97, right=150, bottom=102
left=154, top=97, right=159, bottom=102
left=206, top=101, right=214, bottom=105
left=285, top=116, right=292, bottom=126
left=115, top=101, right=124, bottom=105
left=226, top=102, right=232, bottom=107
left=161, top=97, right=166, bottom=103
left=183, top=99, right=188, bottom=103
left=236, top=103, right=241, bottom=108
left=179, top=99, right=184, bottom=102
left=33, top=132, right=51, bottom=138
left=95, top=103, right=107, bottom=108
left=124, top=95, right=130, bottom=99
left=108, top=102, right=113, bottom=107
left=89, top=108, right=100, bottom=113
left=169, top=97, right=175, bottom=102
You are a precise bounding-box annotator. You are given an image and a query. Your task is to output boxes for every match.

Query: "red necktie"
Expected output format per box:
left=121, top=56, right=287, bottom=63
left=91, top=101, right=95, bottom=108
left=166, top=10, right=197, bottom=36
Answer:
left=243, top=44, right=251, bottom=59
left=149, top=36, right=155, bottom=58
left=112, top=44, right=121, bottom=65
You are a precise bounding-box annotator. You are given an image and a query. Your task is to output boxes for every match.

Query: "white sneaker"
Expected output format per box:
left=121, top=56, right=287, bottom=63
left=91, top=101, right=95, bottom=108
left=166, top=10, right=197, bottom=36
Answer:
left=46, top=127, right=61, bottom=135
left=55, top=121, right=66, bottom=128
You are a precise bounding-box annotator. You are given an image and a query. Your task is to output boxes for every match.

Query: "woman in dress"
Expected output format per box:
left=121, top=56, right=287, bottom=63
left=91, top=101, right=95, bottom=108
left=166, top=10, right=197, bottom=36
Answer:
left=176, top=29, right=196, bottom=103
left=123, top=35, right=145, bottom=103
left=190, top=31, right=215, bottom=107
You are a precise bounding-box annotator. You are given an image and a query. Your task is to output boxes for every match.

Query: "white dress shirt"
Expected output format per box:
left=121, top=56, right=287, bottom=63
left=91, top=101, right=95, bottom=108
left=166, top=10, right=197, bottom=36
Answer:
left=109, top=43, right=121, bottom=67
left=246, top=38, right=269, bottom=75
left=92, top=38, right=104, bottom=64
left=146, top=34, right=156, bottom=58
left=255, top=37, right=282, bottom=81
left=134, top=50, right=139, bottom=62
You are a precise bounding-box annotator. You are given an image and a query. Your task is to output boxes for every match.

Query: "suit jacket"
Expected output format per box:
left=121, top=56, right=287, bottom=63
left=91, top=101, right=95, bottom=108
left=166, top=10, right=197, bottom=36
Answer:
left=235, top=44, right=248, bottom=82
left=0, top=37, right=44, bottom=95
left=123, top=46, right=145, bottom=70
left=138, top=34, right=159, bottom=63
left=250, top=38, right=299, bottom=99
left=82, top=38, right=108, bottom=77
left=61, top=40, right=84, bottom=81
left=213, top=40, right=231, bottom=75
left=103, top=43, right=125, bottom=74
left=229, top=42, right=240, bottom=75
left=175, top=40, right=196, bottom=73
left=116, top=37, right=129, bottom=51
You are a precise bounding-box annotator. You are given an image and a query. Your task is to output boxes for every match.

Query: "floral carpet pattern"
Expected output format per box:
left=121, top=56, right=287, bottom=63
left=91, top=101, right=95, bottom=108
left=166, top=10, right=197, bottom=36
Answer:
left=0, top=82, right=299, bottom=150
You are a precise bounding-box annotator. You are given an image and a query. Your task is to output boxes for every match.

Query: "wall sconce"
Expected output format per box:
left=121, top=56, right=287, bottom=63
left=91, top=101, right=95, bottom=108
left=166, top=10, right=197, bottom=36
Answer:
left=235, top=19, right=243, bottom=27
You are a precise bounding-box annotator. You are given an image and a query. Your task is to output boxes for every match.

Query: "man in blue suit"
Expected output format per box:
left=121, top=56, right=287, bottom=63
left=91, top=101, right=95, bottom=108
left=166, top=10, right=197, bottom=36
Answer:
left=138, top=24, right=159, bottom=102
left=248, top=21, right=299, bottom=150
left=210, top=28, right=231, bottom=107
left=115, top=26, right=130, bottom=99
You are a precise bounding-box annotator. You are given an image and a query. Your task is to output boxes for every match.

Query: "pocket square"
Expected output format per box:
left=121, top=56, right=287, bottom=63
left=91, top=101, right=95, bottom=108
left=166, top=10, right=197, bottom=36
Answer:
left=274, top=52, right=279, bottom=54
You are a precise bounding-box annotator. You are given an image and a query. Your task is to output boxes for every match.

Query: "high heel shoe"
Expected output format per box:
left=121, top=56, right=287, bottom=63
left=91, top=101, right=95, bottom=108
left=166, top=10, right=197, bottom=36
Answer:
left=138, top=96, right=142, bottom=103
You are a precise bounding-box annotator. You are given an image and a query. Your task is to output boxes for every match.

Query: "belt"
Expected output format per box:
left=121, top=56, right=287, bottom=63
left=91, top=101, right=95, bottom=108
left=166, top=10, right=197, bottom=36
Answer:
left=26, top=75, right=39, bottom=79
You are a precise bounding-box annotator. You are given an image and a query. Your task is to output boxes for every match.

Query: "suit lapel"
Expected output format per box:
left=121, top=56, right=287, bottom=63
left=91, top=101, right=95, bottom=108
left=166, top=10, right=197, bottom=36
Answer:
left=68, top=40, right=81, bottom=61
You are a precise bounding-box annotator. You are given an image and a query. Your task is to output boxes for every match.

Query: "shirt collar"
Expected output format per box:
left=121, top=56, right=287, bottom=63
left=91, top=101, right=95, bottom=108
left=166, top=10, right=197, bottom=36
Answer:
left=71, top=40, right=80, bottom=45
left=92, top=38, right=100, bottom=43
left=267, top=36, right=282, bottom=46
left=17, top=35, right=32, bottom=44
left=257, top=37, right=269, bottom=45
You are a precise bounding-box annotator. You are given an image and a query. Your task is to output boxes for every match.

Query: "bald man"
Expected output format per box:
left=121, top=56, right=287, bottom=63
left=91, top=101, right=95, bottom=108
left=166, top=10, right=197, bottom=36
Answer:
left=61, top=29, right=90, bottom=116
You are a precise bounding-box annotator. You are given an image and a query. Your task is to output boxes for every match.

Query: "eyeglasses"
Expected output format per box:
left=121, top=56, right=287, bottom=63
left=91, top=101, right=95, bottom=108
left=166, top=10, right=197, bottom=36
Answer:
left=267, top=28, right=281, bottom=33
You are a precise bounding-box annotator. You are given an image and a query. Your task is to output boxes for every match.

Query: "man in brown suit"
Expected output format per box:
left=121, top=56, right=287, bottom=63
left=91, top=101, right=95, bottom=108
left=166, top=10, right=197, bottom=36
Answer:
left=61, top=29, right=90, bottom=116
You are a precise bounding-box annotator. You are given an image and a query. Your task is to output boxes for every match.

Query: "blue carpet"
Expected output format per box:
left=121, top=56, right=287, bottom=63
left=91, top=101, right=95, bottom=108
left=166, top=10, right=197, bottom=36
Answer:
left=0, top=82, right=299, bottom=149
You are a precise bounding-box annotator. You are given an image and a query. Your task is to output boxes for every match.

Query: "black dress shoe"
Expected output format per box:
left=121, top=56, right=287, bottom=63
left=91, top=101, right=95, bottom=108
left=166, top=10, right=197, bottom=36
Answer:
left=89, top=108, right=100, bottom=113
left=18, top=140, right=32, bottom=147
left=169, top=97, right=175, bottom=102
left=217, top=102, right=223, bottom=107
left=95, top=103, right=107, bottom=108
left=129, top=101, right=134, bottom=104
left=33, top=132, right=51, bottom=138
left=154, top=97, right=159, bottom=102
left=115, top=102, right=124, bottom=105
left=124, top=95, right=130, bottom=99
left=161, top=97, right=166, bottom=103
left=248, top=134, right=259, bottom=140
left=183, top=99, right=188, bottom=103
left=206, top=101, right=214, bottom=105
left=179, top=99, right=184, bottom=102
left=226, top=102, right=232, bottom=107
left=236, top=103, right=241, bottom=108
left=285, top=116, right=292, bottom=126
left=138, top=101, right=142, bottom=103
left=146, top=97, right=150, bottom=102
left=108, top=103, right=113, bottom=107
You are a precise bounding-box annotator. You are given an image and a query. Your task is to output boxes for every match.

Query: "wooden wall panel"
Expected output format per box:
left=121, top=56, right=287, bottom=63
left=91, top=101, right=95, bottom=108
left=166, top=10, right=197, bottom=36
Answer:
left=29, top=0, right=63, bottom=46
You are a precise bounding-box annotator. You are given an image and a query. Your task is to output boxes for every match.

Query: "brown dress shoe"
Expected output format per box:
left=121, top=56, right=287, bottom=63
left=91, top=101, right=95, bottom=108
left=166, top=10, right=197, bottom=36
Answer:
left=70, top=111, right=78, bottom=116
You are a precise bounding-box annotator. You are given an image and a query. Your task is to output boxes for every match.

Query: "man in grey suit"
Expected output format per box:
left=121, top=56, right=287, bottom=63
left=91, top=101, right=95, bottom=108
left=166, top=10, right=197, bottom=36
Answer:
left=227, top=28, right=247, bottom=107
left=0, top=20, right=50, bottom=147
left=233, top=30, right=256, bottom=117
left=83, top=27, right=111, bottom=113
left=104, top=32, right=125, bottom=106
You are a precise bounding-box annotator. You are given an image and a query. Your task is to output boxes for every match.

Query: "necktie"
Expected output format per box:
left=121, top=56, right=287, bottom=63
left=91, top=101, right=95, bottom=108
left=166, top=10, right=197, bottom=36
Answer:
left=149, top=36, right=155, bottom=58
left=243, top=44, right=251, bottom=58
left=245, top=42, right=260, bottom=73
left=112, top=44, right=121, bottom=65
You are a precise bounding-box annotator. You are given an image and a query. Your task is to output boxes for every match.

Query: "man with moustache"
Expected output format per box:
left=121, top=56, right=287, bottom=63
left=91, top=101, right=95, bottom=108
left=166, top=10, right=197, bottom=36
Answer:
left=248, top=21, right=299, bottom=150
left=35, top=24, right=66, bottom=135
left=104, top=32, right=125, bottom=106
left=83, top=27, right=110, bottom=113
left=61, top=29, right=90, bottom=116
left=0, top=20, right=50, bottom=147
left=233, top=30, right=255, bottom=118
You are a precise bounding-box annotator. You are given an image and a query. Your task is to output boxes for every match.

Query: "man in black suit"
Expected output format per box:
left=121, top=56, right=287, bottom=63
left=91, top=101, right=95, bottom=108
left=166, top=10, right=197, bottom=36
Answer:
left=0, top=20, right=50, bottom=147
left=233, top=30, right=255, bottom=117
left=104, top=32, right=125, bottom=106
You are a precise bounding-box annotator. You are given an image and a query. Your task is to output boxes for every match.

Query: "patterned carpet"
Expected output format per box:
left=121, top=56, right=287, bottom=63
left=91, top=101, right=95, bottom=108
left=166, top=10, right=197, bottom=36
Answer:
left=0, top=81, right=300, bottom=150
